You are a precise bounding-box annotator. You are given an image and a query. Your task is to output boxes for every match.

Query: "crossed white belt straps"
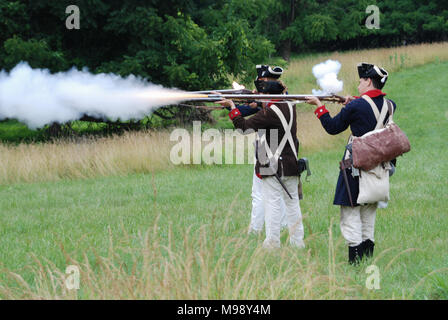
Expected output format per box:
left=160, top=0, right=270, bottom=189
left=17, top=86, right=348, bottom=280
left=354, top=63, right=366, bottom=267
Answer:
left=258, top=102, right=298, bottom=163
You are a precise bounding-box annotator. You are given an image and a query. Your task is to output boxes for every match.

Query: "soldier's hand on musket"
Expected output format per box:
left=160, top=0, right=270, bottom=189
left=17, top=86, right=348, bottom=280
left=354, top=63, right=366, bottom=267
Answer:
left=305, top=96, right=322, bottom=106
left=216, top=99, right=236, bottom=109
left=343, top=95, right=355, bottom=105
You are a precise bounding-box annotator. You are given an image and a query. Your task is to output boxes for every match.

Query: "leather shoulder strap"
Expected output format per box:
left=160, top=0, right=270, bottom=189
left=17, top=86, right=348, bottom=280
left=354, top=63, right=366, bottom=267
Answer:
left=362, top=95, right=388, bottom=130
left=362, top=95, right=380, bottom=119
left=385, top=99, right=395, bottom=123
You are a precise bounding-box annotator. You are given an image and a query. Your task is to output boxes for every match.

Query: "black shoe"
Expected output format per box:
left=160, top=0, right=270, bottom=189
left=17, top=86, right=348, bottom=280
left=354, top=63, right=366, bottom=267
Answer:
left=348, top=244, right=363, bottom=265
left=362, top=239, right=375, bottom=258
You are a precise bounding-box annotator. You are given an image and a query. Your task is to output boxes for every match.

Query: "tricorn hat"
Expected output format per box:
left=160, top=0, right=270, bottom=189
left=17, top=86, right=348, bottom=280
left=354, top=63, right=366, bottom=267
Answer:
left=256, top=65, right=283, bottom=79
left=357, top=62, right=389, bottom=84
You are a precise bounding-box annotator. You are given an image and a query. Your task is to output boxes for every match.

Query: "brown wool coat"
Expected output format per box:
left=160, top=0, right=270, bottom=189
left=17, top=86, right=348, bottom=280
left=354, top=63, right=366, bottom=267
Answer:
left=231, top=102, right=300, bottom=177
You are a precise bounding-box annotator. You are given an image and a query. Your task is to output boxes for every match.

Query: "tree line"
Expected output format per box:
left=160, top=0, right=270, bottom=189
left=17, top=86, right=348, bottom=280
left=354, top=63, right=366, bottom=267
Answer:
left=1, top=0, right=447, bottom=89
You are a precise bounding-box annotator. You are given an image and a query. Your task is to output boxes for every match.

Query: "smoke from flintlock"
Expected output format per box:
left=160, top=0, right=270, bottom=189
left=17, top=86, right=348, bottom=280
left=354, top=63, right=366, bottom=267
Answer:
left=312, top=59, right=344, bottom=95
left=0, top=62, right=195, bottom=129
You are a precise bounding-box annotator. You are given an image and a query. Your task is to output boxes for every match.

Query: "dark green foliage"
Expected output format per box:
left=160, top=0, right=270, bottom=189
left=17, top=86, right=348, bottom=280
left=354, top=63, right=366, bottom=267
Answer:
left=0, top=0, right=446, bottom=80
left=0, top=0, right=277, bottom=89
left=3, top=36, right=67, bottom=71
left=258, top=0, right=447, bottom=55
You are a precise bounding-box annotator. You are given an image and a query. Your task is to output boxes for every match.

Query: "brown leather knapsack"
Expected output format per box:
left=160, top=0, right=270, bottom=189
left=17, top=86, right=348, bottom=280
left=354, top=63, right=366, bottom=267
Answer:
left=352, top=96, right=411, bottom=171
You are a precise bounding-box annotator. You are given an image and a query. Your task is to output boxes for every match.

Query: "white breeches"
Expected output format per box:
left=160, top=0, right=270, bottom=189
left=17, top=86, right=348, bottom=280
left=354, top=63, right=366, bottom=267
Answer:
left=249, top=170, right=286, bottom=232
left=261, top=175, right=304, bottom=248
left=340, top=204, right=377, bottom=247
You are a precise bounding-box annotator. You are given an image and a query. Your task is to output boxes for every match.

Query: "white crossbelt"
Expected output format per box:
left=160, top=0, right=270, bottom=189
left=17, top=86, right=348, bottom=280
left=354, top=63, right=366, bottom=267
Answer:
left=362, top=95, right=389, bottom=130
left=259, top=102, right=298, bottom=163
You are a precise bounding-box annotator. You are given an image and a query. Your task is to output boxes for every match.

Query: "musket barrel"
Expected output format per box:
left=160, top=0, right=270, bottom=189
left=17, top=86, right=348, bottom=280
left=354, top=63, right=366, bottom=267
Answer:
left=191, top=89, right=244, bottom=94
left=183, top=93, right=345, bottom=103
left=209, top=94, right=338, bottom=100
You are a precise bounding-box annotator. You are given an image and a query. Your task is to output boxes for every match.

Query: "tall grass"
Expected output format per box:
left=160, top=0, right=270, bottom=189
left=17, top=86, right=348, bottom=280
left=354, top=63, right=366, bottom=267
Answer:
left=0, top=128, right=259, bottom=185
left=1, top=159, right=446, bottom=299
left=2, top=195, right=443, bottom=299
left=0, top=211, right=360, bottom=300
left=0, top=131, right=174, bottom=185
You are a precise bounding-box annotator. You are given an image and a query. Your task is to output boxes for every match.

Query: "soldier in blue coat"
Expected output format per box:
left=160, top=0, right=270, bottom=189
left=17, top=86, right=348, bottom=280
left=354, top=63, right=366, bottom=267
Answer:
left=306, top=63, right=396, bottom=264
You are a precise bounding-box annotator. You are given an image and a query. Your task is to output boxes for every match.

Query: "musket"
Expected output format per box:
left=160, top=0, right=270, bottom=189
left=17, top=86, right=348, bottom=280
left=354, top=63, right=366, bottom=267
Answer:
left=190, top=88, right=254, bottom=94
left=274, top=173, right=293, bottom=199
left=178, top=93, right=345, bottom=104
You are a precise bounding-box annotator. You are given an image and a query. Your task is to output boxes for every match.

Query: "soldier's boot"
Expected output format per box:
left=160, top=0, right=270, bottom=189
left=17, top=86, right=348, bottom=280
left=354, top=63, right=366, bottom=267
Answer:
left=348, top=244, right=364, bottom=265
left=362, top=239, right=375, bottom=258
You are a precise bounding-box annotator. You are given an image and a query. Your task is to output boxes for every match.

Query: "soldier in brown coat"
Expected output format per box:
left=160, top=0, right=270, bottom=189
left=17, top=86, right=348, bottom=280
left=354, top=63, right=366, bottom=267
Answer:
left=218, top=65, right=305, bottom=249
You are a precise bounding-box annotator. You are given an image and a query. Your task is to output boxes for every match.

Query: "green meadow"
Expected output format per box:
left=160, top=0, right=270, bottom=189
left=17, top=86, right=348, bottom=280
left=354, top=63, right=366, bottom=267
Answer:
left=0, top=61, right=447, bottom=299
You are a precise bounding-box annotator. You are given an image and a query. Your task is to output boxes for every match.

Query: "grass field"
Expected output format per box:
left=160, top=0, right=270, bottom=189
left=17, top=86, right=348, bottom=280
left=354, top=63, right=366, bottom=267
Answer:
left=0, top=60, right=447, bottom=299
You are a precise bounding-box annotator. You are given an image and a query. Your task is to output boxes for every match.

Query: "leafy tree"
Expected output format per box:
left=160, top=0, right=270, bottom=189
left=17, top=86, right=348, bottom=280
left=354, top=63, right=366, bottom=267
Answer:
left=3, top=36, right=66, bottom=70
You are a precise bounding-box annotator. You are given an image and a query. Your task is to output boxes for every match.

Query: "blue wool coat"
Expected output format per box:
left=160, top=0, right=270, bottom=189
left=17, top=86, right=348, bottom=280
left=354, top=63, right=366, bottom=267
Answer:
left=317, top=90, right=397, bottom=206
left=235, top=104, right=261, bottom=116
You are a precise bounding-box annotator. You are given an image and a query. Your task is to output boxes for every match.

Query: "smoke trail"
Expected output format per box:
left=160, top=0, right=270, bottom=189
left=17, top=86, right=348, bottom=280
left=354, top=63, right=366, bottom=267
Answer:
left=0, top=62, right=191, bottom=129
left=312, top=59, right=343, bottom=95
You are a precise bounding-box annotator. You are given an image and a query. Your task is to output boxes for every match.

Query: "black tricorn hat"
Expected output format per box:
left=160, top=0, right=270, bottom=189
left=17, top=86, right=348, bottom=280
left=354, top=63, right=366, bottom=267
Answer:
left=256, top=65, right=283, bottom=79
left=357, top=62, right=389, bottom=84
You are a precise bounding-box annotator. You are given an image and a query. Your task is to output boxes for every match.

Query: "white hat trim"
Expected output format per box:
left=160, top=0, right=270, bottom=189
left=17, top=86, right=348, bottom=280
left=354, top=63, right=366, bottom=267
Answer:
left=373, top=65, right=388, bottom=83
left=268, top=66, right=283, bottom=75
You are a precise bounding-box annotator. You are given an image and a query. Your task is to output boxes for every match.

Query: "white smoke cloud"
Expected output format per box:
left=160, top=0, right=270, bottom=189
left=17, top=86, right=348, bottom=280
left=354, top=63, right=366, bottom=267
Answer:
left=311, top=59, right=343, bottom=95
left=0, top=62, right=189, bottom=129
